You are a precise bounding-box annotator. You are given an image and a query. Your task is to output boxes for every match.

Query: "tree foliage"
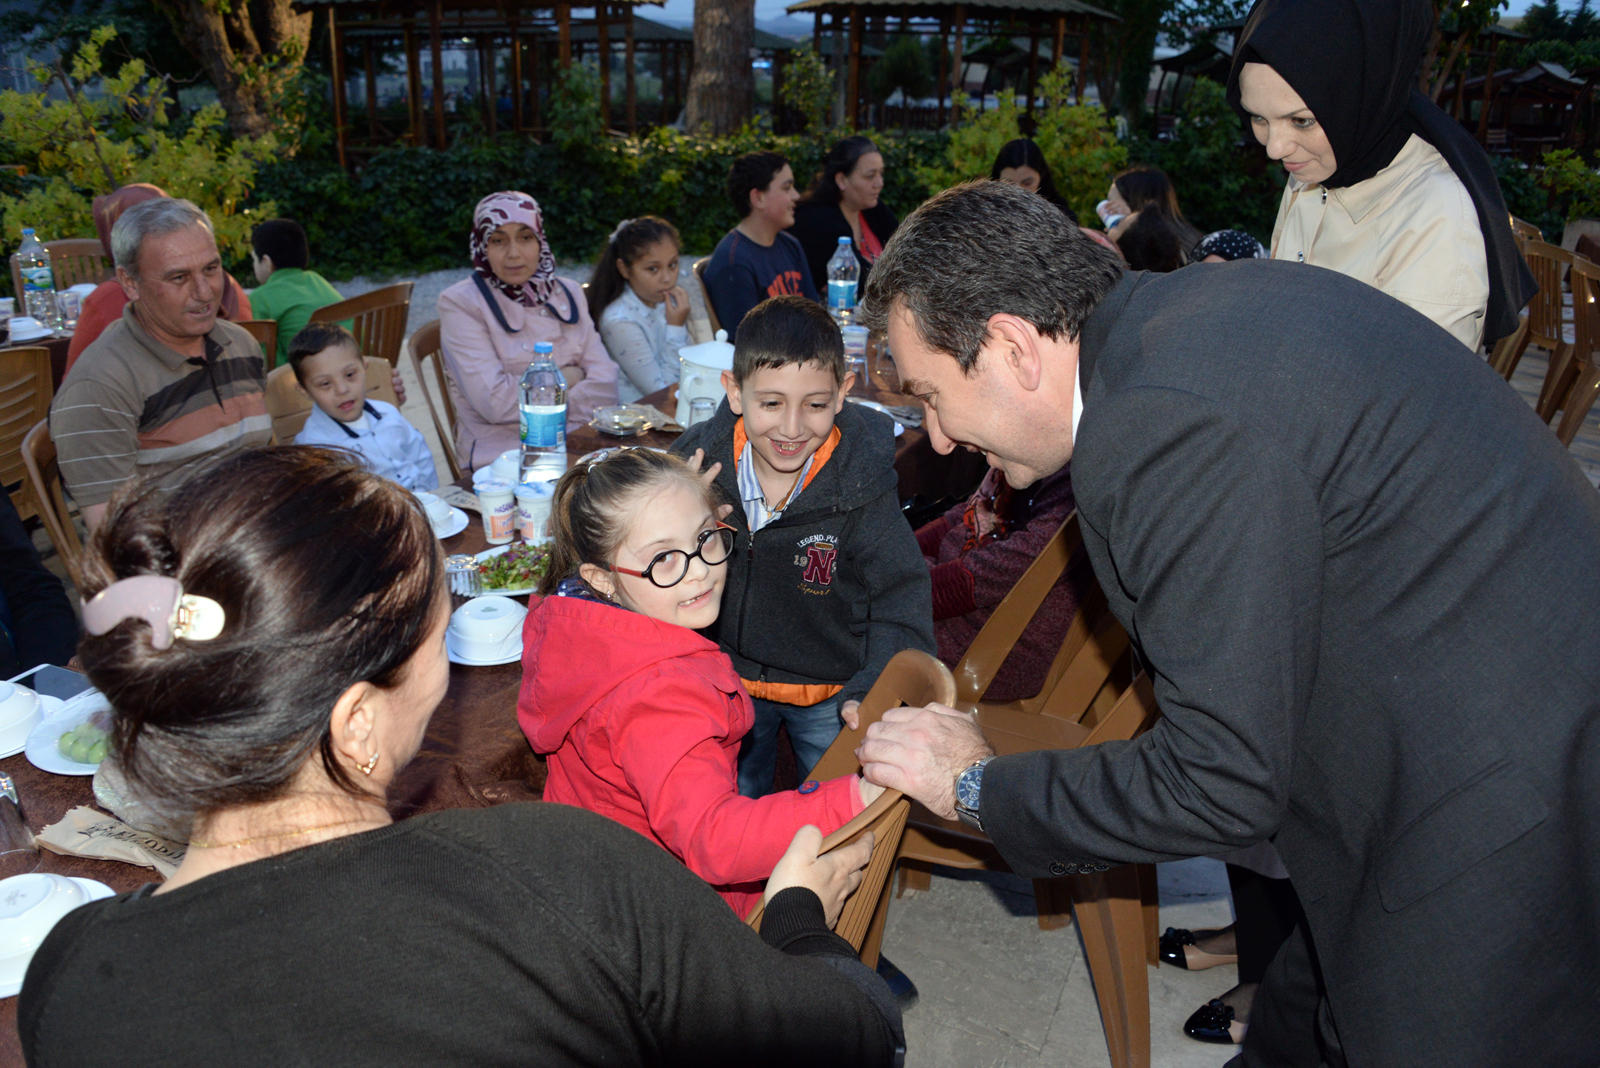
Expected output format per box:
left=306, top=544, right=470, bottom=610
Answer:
left=0, top=26, right=276, bottom=275
left=919, top=65, right=1128, bottom=221
left=869, top=36, right=934, bottom=105
left=781, top=47, right=836, bottom=134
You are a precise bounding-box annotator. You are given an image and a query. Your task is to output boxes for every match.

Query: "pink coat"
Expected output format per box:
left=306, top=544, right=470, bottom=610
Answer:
left=517, top=592, right=863, bottom=918
left=437, top=276, right=618, bottom=469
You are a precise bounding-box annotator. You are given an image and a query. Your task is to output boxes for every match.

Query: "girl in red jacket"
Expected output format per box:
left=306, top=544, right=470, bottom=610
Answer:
left=518, top=448, right=881, bottom=918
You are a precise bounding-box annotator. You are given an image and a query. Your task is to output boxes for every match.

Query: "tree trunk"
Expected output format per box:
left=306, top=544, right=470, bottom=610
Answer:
left=687, top=0, right=754, bottom=135
left=156, top=0, right=312, bottom=140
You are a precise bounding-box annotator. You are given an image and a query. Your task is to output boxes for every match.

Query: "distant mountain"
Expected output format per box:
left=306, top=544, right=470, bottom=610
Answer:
left=756, top=16, right=813, bottom=40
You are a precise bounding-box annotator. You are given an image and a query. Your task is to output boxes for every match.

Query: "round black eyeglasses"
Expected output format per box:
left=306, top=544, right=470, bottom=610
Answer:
left=612, top=523, right=737, bottom=589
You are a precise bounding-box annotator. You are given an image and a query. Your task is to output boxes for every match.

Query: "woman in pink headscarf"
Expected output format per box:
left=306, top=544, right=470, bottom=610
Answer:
left=64, top=184, right=253, bottom=373
left=438, top=192, right=617, bottom=468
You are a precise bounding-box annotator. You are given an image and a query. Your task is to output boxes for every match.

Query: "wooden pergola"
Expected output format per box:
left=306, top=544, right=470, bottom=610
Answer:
left=297, top=0, right=661, bottom=167
left=784, top=0, right=1119, bottom=127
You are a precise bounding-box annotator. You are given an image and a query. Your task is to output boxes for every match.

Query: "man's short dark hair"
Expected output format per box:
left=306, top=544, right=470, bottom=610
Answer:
left=732, top=295, right=845, bottom=384
left=727, top=151, right=790, bottom=218
left=251, top=218, right=310, bottom=271
left=287, top=321, right=360, bottom=384
left=860, top=181, right=1125, bottom=372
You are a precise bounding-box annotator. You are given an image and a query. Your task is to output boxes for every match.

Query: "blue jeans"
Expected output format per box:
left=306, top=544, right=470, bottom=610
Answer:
left=737, top=694, right=843, bottom=798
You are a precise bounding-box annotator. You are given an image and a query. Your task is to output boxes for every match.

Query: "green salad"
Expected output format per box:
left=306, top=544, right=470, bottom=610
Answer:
left=481, top=542, right=552, bottom=591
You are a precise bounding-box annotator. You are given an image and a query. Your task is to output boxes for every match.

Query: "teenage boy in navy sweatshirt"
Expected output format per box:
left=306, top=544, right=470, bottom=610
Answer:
left=672, top=295, right=935, bottom=798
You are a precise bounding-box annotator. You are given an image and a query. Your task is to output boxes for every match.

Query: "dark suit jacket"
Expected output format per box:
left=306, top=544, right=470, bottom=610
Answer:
left=980, top=264, right=1600, bottom=1066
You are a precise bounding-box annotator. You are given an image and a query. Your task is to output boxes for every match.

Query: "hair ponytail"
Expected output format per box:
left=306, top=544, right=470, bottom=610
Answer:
left=585, top=216, right=682, bottom=322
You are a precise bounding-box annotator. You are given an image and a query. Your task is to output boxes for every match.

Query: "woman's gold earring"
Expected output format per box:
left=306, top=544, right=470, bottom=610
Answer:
left=357, top=751, right=379, bottom=776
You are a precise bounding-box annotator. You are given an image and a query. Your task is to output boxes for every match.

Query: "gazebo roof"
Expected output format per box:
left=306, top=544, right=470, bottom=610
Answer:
left=786, top=0, right=1119, bottom=20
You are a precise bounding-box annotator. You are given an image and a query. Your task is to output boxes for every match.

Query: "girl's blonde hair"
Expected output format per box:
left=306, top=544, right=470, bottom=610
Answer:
left=540, top=448, right=719, bottom=596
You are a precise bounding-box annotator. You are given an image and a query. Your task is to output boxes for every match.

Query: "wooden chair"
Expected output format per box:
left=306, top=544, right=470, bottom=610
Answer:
left=9, top=239, right=112, bottom=302
left=309, top=282, right=413, bottom=368
left=406, top=319, right=463, bottom=482
left=1495, top=240, right=1575, bottom=381
left=235, top=320, right=280, bottom=369
left=1538, top=254, right=1600, bottom=447
left=892, top=512, right=1165, bottom=1068
left=744, top=649, right=956, bottom=966
left=21, top=420, right=83, bottom=591
left=691, top=257, right=722, bottom=336
left=0, top=347, right=55, bottom=523
left=1510, top=215, right=1543, bottom=252
left=263, top=356, right=400, bottom=443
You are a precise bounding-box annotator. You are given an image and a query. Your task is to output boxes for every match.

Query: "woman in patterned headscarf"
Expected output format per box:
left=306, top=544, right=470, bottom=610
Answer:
left=438, top=191, right=617, bottom=468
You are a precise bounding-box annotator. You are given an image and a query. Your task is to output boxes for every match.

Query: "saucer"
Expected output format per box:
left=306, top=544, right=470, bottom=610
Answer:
left=431, top=506, right=469, bottom=540
left=0, top=877, right=115, bottom=999
left=446, top=633, right=522, bottom=667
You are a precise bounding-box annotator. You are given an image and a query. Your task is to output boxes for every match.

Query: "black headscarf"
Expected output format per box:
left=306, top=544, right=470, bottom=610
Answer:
left=1227, top=0, right=1536, bottom=343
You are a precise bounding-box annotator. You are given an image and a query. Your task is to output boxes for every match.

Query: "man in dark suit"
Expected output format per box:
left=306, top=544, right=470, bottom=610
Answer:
left=855, top=181, right=1600, bottom=1067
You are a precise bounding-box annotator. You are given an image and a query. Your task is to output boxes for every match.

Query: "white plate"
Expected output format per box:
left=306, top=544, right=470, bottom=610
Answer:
left=432, top=506, right=469, bottom=540
left=0, top=694, right=61, bottom=760
left=846, top=398, right=905, bottom=436
left=0, top=877, right=116, bottom=999
left=473, top=544, right=547, bottom=597
left=26, top=692, right=111, bottom=776
left=446, top=633, right=522, bottom=667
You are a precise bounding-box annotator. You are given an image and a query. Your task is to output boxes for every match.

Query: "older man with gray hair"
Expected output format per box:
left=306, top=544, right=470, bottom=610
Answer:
left=50, top=197, right=272, bottom=531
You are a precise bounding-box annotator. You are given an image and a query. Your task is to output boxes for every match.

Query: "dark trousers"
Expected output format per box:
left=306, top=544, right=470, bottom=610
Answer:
left=1226, top=864, right=1303, bottom=985
left=1228, top=912, right=1348, bottom=1068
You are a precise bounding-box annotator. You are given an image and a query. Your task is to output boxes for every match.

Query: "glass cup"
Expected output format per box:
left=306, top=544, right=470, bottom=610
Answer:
left=688, top=398, right=716, bottom=427
left=54, top=291, right=81, bottom=334
left=445, top=553, right=484, bottom=605
left=0, top=774, right=39, bottom=880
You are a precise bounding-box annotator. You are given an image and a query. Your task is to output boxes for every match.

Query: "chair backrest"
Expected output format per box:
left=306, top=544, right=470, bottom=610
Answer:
left=21, top=420, right=83, bottom=591
left=263, top=356, right=400, bottom=443
left=0, top=347, right=55, bottom=522
left=309, top=282, right=413, bottom=368
left=691, top=257, right=722, bottom=336
left=1510, top=215, right=1543, bottom=253
left=1523, top=240, right=1576, bottom=344
left=744, top=649, right=956, bottom=950
left=235, top=320, right=280, bottom=369
left=952, top=511, right=1131, bottom=724
left=406, top=319, right=463, bottom=482
left=47, top=238, right=113, bottom=290
left=1548, top=254, right=1600, bottom=445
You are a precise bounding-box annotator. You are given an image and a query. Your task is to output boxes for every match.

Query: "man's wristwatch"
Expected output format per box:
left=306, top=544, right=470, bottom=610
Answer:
left=953, top=756, right=994, bottom=830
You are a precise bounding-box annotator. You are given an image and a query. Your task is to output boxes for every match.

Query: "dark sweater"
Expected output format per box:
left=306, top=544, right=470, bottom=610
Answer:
left=788, top=200, right=900, bottom=295
left=702, top=229, right=819, bottom=340
left=671, top=398, right=935, bottom=704
left=19, top=804, right=903, bottom=1067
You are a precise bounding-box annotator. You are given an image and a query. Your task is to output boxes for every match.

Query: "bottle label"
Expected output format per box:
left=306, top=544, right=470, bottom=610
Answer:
left=828, top=280, right=857, bottom=311
left=20, top=266, right=51, bottom=293
left=521, top=403, right=566, bottom=448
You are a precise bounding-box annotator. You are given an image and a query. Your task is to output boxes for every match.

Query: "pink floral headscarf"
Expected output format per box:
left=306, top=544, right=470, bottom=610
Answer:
left=471, top=191, right=560, bottom=308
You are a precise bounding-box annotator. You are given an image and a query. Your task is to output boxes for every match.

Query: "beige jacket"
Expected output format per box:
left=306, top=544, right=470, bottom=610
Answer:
left=1271, top=134, right=1489, bottom=351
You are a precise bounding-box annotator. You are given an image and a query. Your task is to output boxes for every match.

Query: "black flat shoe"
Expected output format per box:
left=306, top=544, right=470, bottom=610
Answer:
left=1159, top=926, right=1239, bottom=970
left=875, top=954, right=919, bottom=1012
left=1183, top=998, right=1246, bottom=1044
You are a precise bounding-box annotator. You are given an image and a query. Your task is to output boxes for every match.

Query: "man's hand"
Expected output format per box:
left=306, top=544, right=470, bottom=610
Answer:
left=765, top=825, right=874, bottom=930
left=856, top=703, right=994, bottom=821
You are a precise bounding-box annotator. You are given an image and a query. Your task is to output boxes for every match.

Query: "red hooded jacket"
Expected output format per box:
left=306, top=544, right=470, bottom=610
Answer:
left=517, top=591, right=863, bottom=918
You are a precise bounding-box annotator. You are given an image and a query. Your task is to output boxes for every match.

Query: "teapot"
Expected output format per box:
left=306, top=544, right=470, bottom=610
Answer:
left=675, top=330, right=736, bottom=426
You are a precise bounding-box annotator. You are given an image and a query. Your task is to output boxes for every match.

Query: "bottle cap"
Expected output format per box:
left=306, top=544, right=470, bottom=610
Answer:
left=20, top=229, right=32, bottom=237
left=533, top=341, right=553, bottom=354
left=837, top=236, right=850, bottom=244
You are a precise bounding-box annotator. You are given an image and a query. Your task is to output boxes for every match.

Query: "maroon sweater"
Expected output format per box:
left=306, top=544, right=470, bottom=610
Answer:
left=916, top=466, right=1088, bottom=702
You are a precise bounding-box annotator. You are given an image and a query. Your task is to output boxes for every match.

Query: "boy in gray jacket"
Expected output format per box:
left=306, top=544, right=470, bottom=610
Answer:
left=672, top=296, right=935, bottom=798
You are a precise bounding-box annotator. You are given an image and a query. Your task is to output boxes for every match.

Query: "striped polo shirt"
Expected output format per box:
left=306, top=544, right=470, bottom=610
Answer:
left=50, top=303, right=271, bottom=507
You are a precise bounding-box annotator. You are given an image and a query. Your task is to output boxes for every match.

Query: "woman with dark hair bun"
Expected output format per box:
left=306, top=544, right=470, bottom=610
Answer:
left=1100, top=165, right=1203, bottom=255
left=989, top=138, right=1078, bottom=223
left=18, top=446, right=904, bottom=1067
left=789, top=135, right=899, bottom=290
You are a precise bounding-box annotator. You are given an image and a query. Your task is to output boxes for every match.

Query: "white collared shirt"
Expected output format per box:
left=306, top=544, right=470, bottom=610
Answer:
left=598, top=284, right=690, bottom=404
left=1072, top=368, right=1084, bottom=445
left=737, top=438, right=822, bottom=533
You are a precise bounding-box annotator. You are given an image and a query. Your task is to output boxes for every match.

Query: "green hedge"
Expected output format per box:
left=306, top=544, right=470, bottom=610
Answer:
left=247, top=127, right=951, bottom=282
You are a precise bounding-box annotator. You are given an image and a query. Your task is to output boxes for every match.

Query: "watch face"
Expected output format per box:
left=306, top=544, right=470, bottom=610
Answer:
left=956, top=761, right=985, bottom=809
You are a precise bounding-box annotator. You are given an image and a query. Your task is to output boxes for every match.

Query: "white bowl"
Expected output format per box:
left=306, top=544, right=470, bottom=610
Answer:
left=490, top=449, right=521, bottom=483
left=448, top=596, right=527, bottom=661
left=414, top=491, right=452, bottom=527
left=0, top=685, right=41, bottom=754
left=0, top=873, right=114, bottom=993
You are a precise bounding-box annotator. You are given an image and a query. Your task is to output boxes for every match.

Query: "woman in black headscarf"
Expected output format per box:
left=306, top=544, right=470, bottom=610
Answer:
left=1227, top=0, right=1534, bottom=352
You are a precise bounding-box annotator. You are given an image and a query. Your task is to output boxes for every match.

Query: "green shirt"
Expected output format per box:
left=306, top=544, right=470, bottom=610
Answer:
left=247, top=267, right=348, bottom=366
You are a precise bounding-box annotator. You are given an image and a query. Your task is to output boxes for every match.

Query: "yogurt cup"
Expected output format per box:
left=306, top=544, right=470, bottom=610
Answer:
left=514, top=482, right=554, bottom=542
left=476, top=480, right=515, bottom=545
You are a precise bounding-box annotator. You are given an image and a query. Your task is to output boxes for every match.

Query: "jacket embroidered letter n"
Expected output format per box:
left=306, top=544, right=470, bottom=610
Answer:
left=803, top=544, right=837, bottom=585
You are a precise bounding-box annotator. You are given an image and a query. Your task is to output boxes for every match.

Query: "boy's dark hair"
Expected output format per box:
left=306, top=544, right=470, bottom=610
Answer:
left=727, top=151, right=790, bottom=218
left=251, top=218, right=310, bottom=270
left=1118, top=212, right=1186, bottom=273
left=287, top=322, right=361, bottom=384
left=732, top=296, right=845, bottom=384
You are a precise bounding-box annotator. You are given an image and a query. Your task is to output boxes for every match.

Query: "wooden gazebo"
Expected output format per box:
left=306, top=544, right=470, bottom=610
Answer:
left=784, top=0, right=1120, bottom=126
left=296, top=0, right=659, bottom=166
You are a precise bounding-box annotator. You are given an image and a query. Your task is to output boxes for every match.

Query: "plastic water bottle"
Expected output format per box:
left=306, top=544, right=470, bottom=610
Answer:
left=519, top=341, right=566, bottom=478
left=826, top=236, right=859, bottom=326
left=16, top=229, right=57, bottom=328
